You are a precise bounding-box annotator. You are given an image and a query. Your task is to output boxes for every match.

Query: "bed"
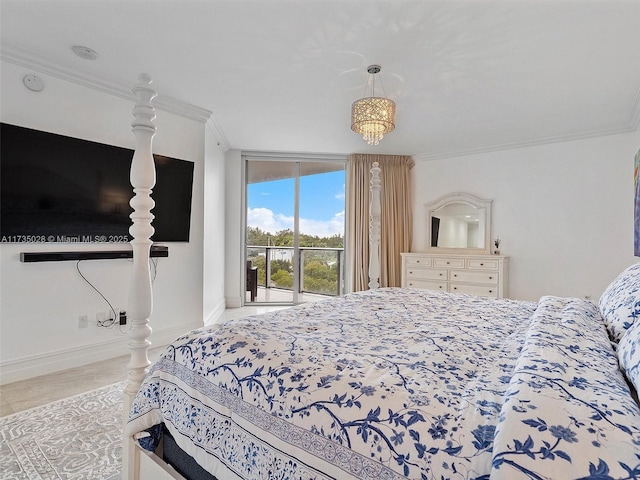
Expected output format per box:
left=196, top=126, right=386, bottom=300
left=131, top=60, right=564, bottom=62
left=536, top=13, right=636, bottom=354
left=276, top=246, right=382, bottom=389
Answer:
left=122, top=76, right=640, bottom=479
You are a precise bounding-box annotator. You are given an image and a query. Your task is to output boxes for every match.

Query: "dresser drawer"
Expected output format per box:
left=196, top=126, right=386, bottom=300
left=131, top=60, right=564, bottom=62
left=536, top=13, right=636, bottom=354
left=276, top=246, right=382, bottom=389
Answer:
left=401, top=253, right=508, bottom=298
left=451, top=283, right=499, bottom=298
left=404, top=256, right=432, bottom=267
left=405, top=279, right=447, bottom=291
left=433, top=257, right=465, bottom=268
left=450, top=270, right=498, bottom=285
left=406, top=268, right=448, bottom=281
left=466, top=258, right=499, bottom=270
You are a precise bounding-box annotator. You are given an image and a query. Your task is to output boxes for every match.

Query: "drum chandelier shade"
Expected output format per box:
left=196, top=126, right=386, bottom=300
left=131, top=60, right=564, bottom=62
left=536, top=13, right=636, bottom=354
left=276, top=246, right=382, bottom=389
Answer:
left=351, top=65, right=396, bottom=145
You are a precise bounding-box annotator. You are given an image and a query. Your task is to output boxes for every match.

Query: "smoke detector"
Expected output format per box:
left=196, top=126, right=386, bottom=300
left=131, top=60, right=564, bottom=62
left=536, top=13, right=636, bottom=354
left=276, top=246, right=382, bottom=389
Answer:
left=23, top=74, right=44, bottom=92
left=71, top=45, right=98, bottom=60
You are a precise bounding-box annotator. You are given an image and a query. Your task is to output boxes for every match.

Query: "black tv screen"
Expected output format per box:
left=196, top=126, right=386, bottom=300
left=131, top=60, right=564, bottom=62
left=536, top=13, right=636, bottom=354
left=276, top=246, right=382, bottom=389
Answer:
left=1, top=123, right=194, bottom=243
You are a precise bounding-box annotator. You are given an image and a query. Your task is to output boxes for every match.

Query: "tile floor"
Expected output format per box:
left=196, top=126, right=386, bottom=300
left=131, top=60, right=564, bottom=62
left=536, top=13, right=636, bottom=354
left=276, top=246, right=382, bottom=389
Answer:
left=0, top=305, right=289, bottom=417
left=246, top=286, right=332, bottom=304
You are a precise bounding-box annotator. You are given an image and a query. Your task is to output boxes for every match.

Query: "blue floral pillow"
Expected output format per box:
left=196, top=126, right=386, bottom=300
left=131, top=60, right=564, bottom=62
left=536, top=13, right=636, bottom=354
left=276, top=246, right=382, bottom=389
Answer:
left=598, top=262, right=640, bottom=342
left=618, top=320, right=640, bottom=392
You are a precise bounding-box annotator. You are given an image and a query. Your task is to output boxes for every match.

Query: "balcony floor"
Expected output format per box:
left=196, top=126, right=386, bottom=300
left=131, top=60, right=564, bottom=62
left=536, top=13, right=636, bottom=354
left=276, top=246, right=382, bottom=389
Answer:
left=246, top=286, right=333, bottom=305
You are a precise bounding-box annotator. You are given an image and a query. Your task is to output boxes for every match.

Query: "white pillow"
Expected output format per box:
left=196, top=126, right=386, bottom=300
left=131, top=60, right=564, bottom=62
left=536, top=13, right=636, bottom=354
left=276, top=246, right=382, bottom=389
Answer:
left=598, top=262, right=640, bottom=342
left=617, top=320, right=640, bottom=393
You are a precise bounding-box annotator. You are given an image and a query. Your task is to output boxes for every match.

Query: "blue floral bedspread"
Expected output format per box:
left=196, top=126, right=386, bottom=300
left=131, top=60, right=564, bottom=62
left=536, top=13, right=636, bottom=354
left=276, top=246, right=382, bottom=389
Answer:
left=127, top=288, right=640, bottom=479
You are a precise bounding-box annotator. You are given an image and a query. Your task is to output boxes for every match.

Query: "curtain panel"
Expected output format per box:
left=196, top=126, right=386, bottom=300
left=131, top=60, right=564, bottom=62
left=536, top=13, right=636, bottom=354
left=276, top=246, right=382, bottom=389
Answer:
left=346, top=154, right=414, bottom=292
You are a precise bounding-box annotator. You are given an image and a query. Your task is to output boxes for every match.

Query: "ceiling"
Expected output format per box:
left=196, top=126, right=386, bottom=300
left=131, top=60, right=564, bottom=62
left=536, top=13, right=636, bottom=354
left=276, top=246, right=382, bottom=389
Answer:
left=1, top=0, right=639, bottom=160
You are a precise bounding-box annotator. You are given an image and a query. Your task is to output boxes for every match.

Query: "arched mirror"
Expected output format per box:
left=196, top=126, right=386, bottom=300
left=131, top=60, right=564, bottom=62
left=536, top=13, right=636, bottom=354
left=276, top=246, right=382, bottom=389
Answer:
left=425, top=193, right=492, bottom=254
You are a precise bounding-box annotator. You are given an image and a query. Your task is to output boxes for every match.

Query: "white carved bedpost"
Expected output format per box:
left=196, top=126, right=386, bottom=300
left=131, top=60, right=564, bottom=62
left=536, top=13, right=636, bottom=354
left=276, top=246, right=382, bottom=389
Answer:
left=123, top=73, right=157, bottom=480
left=369, top=162, right=381, bottom=289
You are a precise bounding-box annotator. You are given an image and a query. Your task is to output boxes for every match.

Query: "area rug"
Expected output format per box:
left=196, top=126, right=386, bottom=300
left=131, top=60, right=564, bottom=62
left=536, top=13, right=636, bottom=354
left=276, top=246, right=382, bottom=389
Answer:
left=0, top=381, right=125, bottom=480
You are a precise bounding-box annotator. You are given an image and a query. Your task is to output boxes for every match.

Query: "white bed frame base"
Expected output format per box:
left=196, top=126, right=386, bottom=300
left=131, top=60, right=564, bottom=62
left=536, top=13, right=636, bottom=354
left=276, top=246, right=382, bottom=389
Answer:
left=138, top=448, right=185, bottom=479
left=122, top=77, right=383, bottom=479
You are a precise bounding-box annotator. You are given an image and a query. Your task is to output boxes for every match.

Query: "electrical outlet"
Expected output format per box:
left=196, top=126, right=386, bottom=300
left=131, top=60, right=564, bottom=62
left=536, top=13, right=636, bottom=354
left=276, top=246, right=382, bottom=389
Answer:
left=78, top=315, right=88, bottom=328
left=96, top=312, right=107, bottom=326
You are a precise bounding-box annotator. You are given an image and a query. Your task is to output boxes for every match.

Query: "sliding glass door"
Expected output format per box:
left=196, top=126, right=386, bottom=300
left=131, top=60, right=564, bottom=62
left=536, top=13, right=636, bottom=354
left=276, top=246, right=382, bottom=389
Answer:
left=244, top=154, right=346, bottom=305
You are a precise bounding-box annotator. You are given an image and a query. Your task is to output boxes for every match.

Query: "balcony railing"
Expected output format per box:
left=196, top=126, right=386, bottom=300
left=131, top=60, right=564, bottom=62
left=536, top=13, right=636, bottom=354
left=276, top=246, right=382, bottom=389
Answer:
left=246, top=246, right=344, bottom=297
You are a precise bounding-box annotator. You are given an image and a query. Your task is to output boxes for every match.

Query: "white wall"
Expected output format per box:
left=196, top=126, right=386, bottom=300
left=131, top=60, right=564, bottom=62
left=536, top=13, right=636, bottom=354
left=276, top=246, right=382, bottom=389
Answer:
left=203, top=126, right=227, bottom=323
left=413, top=131, right=640, bottom=301
left=224, top=150, right=244, bottom=308
left=0, top=62, right=225, bottom=383
left=223, top=133, right=639, bottom=304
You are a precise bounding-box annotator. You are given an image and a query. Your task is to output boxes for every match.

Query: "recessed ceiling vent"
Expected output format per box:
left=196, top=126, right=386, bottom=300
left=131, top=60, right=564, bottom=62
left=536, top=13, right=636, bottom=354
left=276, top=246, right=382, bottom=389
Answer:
left=71, top=45, right=98, bottom=60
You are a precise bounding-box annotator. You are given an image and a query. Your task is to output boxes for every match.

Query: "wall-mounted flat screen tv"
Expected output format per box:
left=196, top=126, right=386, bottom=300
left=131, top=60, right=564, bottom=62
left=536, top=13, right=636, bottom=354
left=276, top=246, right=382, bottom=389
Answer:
left=1, top=123, right=194, bottom=243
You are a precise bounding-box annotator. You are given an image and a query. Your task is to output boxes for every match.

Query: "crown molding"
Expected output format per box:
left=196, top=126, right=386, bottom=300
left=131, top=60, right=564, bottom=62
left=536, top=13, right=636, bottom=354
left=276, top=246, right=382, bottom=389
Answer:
left=415, top=85, right=640, bottom=161
left=4, top=43, right=637, bottom=161
left=414, top=121, right=639, bottom=162
left=206, top=117, right=231, bottom=152
left=1, top=44, right=213, bottom=123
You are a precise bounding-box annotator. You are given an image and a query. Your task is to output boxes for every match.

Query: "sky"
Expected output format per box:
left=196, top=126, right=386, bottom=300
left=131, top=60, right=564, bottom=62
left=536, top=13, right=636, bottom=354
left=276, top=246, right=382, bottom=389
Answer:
left=247, top=170, right=345, bottom=237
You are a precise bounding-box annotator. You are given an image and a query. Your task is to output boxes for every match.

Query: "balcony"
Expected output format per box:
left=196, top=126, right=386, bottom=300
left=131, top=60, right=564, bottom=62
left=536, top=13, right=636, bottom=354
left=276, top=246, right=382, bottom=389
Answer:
left=246, top=246, right=344, bottom=304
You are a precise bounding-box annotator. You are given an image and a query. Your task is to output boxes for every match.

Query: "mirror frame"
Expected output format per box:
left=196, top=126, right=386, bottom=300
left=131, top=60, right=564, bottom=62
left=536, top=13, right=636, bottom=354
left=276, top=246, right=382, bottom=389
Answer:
left=425, top=192, right=492, bottom=255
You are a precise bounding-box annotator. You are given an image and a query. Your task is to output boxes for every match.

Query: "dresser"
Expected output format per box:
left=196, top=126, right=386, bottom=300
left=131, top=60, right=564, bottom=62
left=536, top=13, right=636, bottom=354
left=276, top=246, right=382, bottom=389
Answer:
left=401, top=253, right=509, bottom=298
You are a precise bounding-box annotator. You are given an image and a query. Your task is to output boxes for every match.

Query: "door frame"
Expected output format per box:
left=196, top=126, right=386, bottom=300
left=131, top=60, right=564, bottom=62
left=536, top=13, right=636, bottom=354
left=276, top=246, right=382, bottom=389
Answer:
left=242, top=152, right=347, bottom=306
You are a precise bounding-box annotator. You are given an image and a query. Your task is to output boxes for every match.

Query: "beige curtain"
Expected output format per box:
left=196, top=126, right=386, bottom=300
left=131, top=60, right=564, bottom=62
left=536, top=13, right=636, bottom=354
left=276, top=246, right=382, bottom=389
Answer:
left=346, top=154, right=414, bottom=292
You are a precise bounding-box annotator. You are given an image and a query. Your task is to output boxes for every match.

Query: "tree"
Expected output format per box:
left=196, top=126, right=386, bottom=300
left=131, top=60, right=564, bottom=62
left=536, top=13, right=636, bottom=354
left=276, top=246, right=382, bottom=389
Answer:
left=246, top=228, right=343, bottom=295
left=271, top=269, right=293, bottom=288
left=303, top=260, right=338, bottom=295
left=246, top=227, right=344, bottom=249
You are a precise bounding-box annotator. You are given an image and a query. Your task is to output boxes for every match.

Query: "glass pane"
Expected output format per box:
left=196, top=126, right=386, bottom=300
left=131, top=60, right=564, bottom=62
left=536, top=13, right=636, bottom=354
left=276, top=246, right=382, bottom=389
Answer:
left=246, top=160, right=295, bottom=304
left=299, top=162, right=345, bottom=297
left=245, top=158, right=345, bottom=304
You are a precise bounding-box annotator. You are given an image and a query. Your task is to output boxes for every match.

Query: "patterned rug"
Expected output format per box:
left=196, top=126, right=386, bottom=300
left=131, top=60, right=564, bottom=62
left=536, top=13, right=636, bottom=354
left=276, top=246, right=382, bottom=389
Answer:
left=0, top=382, right=124, bottom=480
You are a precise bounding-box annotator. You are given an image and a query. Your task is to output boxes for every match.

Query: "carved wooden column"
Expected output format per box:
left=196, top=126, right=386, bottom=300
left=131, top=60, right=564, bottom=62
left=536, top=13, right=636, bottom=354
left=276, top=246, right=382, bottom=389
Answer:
left=122, top=73, right=157, bottom=480
left=369, top=162, right=381, bottom=289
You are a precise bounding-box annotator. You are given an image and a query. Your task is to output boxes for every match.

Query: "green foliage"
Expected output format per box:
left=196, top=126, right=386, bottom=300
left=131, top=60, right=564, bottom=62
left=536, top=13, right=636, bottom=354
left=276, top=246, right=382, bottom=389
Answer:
left=246, top=228, right=343, bottom=296
left=271, top=269, right=293, bottom=288
left=247, top=227, right=343, bottom=248
left=303, top=259, right=339, bottom=295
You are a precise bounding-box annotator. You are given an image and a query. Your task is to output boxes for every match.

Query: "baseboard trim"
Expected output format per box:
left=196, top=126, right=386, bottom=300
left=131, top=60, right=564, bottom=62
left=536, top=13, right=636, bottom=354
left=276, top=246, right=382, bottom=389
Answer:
left=225, top=295, right=242, bottom=309
left=204, top=298, right=226, bottom=326
left=0, top=322, right=201, bottom=385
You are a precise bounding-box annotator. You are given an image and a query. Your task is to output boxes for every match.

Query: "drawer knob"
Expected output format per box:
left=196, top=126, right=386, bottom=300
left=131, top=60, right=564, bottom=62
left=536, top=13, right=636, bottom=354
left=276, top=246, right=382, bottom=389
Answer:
left=439, top=273, right=443, bottom=276
left=446, top=261, right=450, bottom=264
left=453, top=287, right=457, bottom=290
left=480, top=263, right=484, bottom=266
left=453, top=274, right=457, bottom=277
left=489, top=290, right=493, bottom=293
left=409, top=271, right=413, bottom=274
left=439, top=286, right=443, bottom=289
left=416, top=260, right=420, bottom=263
left=489, top=276, right=493, bottom=280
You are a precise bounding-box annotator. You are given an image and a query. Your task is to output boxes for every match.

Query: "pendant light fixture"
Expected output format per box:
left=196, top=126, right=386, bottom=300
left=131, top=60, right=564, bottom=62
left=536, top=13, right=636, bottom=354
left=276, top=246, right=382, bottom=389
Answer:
left=351, top=65, right=396, bottom=145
